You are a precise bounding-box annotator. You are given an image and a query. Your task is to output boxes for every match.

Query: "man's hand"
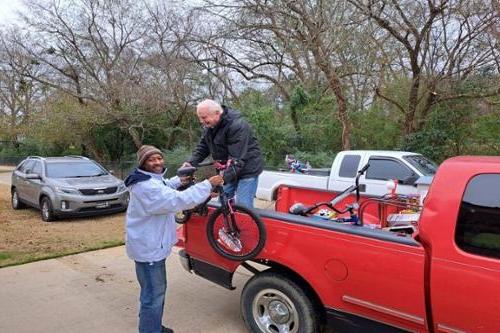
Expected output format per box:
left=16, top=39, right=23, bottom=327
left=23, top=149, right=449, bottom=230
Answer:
left=208, top=175, right=224, bottom=186
left=180, top=175, right=192, bottom=185
left=181, top=161, right=192, bottom=168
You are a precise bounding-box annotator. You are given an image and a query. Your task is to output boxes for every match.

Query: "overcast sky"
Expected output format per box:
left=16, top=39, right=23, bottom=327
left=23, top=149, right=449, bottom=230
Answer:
left=0, top=0, right=23, bottom=25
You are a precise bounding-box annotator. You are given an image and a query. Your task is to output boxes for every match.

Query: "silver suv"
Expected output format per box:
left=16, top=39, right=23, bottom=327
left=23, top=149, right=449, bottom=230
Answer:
left=11, top=156, right=129, bottom=221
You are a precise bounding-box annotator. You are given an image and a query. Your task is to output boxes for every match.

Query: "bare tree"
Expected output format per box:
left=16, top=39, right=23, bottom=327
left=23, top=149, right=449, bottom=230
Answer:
left=142, top=2, right=206, bottom=149
left=9, top=0, right=150, bottom=148
left=188, top=0, right=386, bottom=149
left=348, top=0, right=500, bottom=135
left=0, top=31, right=43, bottom=145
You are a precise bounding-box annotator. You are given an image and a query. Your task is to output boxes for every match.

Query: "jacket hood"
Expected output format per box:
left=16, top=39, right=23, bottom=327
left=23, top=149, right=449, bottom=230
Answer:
left=124, top=168, right=151, bottom=187
left=124, top=167, right=168, bottom=187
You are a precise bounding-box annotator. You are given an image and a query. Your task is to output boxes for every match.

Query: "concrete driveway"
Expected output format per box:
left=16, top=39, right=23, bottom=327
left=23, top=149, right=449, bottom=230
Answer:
left=0, top=166, right=279, bottom=332
left=0, top=246, right=252, bottom=333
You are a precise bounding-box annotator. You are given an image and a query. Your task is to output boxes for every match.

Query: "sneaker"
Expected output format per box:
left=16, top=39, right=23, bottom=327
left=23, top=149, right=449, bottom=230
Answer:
left=161, top=326, right=174, bottom=333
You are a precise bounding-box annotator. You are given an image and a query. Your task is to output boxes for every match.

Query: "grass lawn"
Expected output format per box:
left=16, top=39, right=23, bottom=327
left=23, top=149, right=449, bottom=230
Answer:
left=0, top=184, right=126, bottom=268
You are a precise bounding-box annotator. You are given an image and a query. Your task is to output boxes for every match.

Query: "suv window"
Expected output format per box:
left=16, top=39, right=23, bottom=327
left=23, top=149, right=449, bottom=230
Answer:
left=366, top=158, right=414, bottom=181
left=455, top=174, right=500, bottom=259
left=339, top=155, right=361, bottom=178
left=31, top=161, right=43, bottom=175
left=16, top=160, right=28, bottom=172
left=46, top=161, right=108, bottom=178
left=20, top=160, right=35, bottom=174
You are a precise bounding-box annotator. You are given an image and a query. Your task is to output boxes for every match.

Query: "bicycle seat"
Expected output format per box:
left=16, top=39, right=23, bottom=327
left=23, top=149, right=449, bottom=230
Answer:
left=177, top=166, right=197, bottom=177
left=289, top=203, right=308, bottom=215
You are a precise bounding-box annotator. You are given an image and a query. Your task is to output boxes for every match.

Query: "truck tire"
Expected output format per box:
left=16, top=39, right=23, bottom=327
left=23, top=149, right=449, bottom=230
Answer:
left=241, top=271, right=321, bottom=333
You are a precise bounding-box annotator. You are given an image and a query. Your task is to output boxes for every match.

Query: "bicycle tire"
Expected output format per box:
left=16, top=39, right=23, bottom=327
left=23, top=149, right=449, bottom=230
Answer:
left=206, top=205, right=266, bottom=261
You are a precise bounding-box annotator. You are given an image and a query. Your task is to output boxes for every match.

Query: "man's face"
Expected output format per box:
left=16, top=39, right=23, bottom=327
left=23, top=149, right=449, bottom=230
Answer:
left=142, top=153, right=164, bottom=174
left=197, top=106, right=221, bottom=128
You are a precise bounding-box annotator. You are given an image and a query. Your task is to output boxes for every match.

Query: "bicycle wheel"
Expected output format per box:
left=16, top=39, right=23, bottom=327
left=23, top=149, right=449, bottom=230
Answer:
left=206, top=205, right=266, bottom=261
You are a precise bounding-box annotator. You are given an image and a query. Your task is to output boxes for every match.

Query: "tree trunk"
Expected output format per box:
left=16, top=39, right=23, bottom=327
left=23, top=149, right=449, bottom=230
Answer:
left=404, top=74, right=421, bottom=136
left=311, top=47, right=351, bottom=150
left=128, top=127, right=143, bottom=148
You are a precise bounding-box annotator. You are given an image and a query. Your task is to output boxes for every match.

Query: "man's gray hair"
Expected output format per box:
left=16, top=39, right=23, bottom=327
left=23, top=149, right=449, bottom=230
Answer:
left=197, top=99, right=223, bottom=114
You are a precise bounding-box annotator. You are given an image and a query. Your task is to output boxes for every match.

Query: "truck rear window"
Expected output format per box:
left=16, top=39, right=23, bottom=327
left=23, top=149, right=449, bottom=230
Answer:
left=339, top=155, right=361, bottom=178
left=456, top=174, right=500, bottom=259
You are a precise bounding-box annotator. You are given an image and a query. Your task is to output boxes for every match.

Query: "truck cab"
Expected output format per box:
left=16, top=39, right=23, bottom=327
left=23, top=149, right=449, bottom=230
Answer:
left=329, top=150, right=437, bottom=196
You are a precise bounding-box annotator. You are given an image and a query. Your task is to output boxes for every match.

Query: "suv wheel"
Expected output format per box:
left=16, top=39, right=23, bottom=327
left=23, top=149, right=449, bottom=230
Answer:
left=41, top=197, right=56, bottom=222
left=12, top=189, right=26, bottom=209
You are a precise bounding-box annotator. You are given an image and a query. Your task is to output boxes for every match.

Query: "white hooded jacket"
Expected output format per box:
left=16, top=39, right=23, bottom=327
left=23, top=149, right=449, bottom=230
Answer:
left=125, top=168, right=212, bottom=262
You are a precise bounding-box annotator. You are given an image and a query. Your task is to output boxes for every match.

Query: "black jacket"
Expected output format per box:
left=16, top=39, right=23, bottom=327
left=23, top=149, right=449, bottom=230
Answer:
left=188, top=106, right=264, bottom=183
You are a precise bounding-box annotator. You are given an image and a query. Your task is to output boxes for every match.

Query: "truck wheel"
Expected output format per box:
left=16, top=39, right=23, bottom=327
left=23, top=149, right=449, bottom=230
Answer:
left=241, top=271, right=321, bottom=333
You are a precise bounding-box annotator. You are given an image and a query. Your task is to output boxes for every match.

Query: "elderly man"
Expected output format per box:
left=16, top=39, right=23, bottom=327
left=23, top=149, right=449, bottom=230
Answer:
left=183, top=99, right=264, bottom=208
left=124, top=145, right=223, bottom=333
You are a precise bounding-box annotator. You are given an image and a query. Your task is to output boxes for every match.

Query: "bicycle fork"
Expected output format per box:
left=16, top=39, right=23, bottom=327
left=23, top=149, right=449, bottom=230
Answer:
left=217, top=196, right=243, bottom=252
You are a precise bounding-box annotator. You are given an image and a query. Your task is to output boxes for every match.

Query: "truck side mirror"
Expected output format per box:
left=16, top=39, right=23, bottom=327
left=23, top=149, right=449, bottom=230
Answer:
left=398, top=174, right=418, bottom=186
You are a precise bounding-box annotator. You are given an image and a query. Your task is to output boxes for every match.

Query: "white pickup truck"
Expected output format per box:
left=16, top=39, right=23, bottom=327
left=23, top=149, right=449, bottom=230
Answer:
left=256, top=150, right=437, bottom=201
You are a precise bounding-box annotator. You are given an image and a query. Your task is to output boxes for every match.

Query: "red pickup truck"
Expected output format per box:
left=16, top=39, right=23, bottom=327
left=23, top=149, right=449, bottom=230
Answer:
left=176, top=156, right=500, bottom=333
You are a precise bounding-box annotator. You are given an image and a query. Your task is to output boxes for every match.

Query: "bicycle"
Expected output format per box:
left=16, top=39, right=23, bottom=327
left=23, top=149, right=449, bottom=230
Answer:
left=289, top=164, right=370, bottom=224
left=175, top=160, right=266, bottom=261
left=289, top=163, right=422, bottom=232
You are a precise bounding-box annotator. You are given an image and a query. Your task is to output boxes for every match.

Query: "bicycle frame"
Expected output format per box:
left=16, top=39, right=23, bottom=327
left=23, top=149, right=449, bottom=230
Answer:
left=177, top=160, right=238, bottom=228
left=289, top=163, right=370, bottom=225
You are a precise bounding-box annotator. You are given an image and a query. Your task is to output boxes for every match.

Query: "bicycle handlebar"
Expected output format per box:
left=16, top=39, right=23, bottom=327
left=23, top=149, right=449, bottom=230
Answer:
left=196, top=161, right=215, bottom=167
left=176, top=160, right=219, bottom=177
left=358, top=163, right=370, bottom=175
left=355, top=163, right=370, bottom=201
left=329, top=185, right=357, bottom=207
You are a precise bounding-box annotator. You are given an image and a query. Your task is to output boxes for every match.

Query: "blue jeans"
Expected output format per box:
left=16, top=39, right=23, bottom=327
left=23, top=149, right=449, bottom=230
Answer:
left=223, top=176, right=259, bottom=208
left=135, top=259, right=167, bottom=333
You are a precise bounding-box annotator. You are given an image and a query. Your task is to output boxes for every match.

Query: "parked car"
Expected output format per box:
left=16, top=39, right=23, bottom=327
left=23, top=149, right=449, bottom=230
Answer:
left=11, top=155, right=129, bottom=221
